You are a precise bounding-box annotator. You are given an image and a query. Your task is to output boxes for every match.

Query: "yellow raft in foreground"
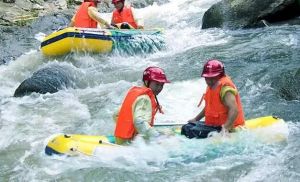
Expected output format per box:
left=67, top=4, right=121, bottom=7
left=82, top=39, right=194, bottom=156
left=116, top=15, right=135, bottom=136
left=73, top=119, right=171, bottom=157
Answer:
left=41, top=27, right=163, bottom=56
left=45, top=116, right=287, bottom=156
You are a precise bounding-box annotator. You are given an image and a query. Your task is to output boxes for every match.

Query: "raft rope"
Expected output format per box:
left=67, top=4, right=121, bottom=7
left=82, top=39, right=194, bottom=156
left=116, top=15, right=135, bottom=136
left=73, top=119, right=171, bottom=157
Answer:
left=154, top=95, right=164, bottom=114
left=65, top=134, right=123, bottom=157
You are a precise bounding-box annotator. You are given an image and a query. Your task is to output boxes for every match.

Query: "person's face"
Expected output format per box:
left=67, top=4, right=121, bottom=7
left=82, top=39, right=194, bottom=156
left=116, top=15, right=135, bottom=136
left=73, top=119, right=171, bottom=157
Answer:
left=113, top=1, right=124, bottom=10
left=205, top=77, right=219, bottom=88
left=148, top=81, right=164, bottom=95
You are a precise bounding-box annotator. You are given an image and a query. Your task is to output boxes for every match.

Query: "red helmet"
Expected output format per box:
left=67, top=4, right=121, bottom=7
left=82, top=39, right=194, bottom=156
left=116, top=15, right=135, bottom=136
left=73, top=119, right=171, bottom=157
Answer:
left=143, top=66, right=170, bottom=83
left=112, top=0, right=124, bottom=4
left=201, top=59, right=225, bottom=78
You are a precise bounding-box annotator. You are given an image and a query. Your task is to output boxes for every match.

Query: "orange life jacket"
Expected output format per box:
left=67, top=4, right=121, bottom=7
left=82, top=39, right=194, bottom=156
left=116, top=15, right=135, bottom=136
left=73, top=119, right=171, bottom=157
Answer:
left=114, top=86, right=158, bottom=139
left=112, top=6, right=138, bottom=29
left=74, top=2, right=98, bottom=28
left=204, top=75, right=245, bottom=127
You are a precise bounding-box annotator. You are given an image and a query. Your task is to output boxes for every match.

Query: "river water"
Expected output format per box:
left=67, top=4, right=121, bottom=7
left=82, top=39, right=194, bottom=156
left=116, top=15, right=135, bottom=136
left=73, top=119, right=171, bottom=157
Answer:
left=0, top=0, right=300, bottom=181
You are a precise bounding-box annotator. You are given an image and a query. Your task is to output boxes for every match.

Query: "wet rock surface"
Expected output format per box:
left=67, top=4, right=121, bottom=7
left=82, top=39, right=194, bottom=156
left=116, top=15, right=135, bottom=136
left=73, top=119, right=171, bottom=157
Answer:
left=202, top=0, right=300, bottom=29
left=14, top=64, right=77, bottom=97
left=0, top=12, right=72, bottom=64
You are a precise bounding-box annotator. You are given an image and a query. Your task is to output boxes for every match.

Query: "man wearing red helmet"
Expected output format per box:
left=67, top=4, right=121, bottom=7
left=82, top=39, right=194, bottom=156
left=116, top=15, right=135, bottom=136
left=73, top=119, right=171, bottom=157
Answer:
left=69, top=0, right=114, bottom=29
left=110, top=0, right=144, bottom=29
left=114, top=66, right=170, bottom=144
left=181, top=59, right=245, bottom=138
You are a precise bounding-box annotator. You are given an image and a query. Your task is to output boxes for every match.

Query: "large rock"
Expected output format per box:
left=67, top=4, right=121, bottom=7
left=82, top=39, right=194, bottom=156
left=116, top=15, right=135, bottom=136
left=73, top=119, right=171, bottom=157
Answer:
left=202, top=0, right=300, bottom=29
left=14, top=64, right=76, bottom=97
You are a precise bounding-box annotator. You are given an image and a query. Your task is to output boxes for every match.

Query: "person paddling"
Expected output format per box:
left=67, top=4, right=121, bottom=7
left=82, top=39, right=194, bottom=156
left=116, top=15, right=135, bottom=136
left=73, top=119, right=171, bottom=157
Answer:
left=114, top=66, right=170, bottom=145
left=110, top=0, right=144, bottom=29
left=182, top=59, right=245, bottom=138
left=69, top=0, right=114, bottom=29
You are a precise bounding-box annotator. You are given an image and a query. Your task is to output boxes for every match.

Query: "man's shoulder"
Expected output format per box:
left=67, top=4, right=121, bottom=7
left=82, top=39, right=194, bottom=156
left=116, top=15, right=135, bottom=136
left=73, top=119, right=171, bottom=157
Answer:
left=136, top=94, right=151, bottom=101
left=220, top=85, right=237, bottom=100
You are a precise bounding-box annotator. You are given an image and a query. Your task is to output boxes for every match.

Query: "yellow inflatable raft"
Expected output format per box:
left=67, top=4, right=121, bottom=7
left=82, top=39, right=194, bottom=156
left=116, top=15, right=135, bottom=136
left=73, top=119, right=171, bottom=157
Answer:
left=41, top=27, right=163, bottom=56
left=45, top=116, right=287, bottom=156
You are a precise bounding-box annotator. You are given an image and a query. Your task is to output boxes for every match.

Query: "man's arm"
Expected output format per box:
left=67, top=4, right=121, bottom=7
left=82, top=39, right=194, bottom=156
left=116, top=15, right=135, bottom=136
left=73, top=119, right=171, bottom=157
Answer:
left=222, top=91, right=238, bottom=130
left=131, top=7, right=144, bottom=29
left=88, top=6, right=113, bottom=28
left=69, top=15, right=75, bottom=27
left=133, top=95, right=160, bottom=139
left=188, top=108, right=205, bottom=123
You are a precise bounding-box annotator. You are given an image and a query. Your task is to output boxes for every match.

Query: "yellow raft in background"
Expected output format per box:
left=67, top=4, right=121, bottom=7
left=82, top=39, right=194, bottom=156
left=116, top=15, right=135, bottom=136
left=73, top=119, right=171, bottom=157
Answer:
left=40, top=27, right=163, bottom=56
left=45, top=116, right=288, bottom=156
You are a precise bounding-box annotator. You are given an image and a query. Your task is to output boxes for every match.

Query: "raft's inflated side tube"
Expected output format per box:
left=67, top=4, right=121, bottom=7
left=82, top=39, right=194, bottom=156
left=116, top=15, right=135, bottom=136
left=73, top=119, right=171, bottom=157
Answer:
left=181, top=115, right=284, bottom=139
left=45, top=134, right=116, bottom=156
left=41, top=27, right=163, bottom=56
left=45, top=116, right=287, bottom=156
left=14, top=65, right=76, bottom=97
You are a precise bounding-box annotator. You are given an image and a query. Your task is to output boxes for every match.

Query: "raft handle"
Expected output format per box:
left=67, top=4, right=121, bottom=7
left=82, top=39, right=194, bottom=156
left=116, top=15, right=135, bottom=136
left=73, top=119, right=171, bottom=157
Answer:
left=64, top=134, right=71, bottom=138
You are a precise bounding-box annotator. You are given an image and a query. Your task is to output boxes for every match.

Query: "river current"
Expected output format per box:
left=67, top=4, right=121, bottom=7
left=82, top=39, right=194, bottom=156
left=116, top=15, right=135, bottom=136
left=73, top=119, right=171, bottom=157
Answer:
left=0, top=0, right=300, bottom=181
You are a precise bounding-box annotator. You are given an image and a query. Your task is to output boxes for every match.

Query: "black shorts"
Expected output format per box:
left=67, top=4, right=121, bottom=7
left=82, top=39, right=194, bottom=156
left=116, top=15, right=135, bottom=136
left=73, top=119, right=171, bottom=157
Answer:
left=181, top=122, right=222, bottom=139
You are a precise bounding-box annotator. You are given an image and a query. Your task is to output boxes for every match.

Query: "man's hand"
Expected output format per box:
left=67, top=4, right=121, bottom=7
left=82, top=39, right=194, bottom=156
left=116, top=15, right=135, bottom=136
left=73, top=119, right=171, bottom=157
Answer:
left=137, top=25, right=144, bottom=29
left=110, top=23, right=119, bottom=29
left=221, top=124, right=230, bottom=137
left=187, top=118, right=197, bottom=124
left=106, top=24, right=116, bottom=29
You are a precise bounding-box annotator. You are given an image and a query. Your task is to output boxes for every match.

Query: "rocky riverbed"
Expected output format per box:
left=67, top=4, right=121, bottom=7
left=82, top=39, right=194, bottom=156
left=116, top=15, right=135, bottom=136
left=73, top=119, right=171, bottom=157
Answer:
left=0, top=0, right=168, bottom=26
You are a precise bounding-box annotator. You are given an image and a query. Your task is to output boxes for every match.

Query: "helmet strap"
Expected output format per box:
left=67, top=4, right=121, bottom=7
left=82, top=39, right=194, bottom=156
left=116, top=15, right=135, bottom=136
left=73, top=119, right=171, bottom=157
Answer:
left=143, top=80, right=149, bottom=87
left=144, top=80, right=164, bottom=114
left=154, top=95, right=164, bottom=114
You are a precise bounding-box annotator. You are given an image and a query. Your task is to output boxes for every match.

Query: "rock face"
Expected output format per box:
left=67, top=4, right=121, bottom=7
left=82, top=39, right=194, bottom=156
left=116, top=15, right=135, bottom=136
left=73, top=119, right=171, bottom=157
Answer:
left=0, top=0, right=62, bottom=26
left=202, top=0, right=300, bottom=29
left=0, top=0, right=169, bottom=26
left=0, top=12, right=72, bottom=65
left=14, top=65, right=76, bottom=97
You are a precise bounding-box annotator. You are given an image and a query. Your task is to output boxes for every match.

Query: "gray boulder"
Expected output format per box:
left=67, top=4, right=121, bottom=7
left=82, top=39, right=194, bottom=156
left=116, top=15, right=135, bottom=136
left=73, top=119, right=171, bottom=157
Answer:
left=14, top=64, right=76, bottom=97
left=202, top=0, right=300, bottom=29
